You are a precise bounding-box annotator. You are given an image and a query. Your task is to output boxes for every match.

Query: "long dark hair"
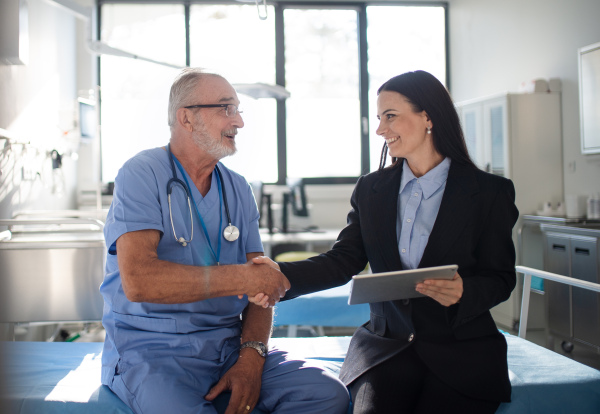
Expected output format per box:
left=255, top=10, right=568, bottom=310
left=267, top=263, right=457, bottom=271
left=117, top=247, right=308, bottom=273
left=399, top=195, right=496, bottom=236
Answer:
left=377, top=70, right=476, bottom=171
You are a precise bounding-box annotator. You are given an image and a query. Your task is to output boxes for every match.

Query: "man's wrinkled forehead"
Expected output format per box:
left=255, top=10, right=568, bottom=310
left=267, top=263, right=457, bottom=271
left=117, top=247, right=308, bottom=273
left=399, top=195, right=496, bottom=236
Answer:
left=194, top=75, right=240, bottom=105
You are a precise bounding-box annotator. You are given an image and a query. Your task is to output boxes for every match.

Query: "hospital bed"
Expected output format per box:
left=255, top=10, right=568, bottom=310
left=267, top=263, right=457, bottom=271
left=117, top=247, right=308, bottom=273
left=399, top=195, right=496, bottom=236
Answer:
left=273, top=284, right=370, bottom=336
left=1, top=266, right=600, bottom=413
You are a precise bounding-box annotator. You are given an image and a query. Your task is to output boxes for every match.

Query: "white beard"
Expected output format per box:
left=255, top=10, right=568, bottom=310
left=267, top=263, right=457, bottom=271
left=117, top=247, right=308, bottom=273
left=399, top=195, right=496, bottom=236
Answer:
left=191, top=123, right=237, bottom=160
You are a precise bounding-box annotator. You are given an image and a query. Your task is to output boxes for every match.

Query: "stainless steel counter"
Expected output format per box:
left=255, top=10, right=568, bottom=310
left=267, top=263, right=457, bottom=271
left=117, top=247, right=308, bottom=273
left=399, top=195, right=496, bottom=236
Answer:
left=540, top=222, right=600, bottom=351
left=0, top=218, right=106, bottom=323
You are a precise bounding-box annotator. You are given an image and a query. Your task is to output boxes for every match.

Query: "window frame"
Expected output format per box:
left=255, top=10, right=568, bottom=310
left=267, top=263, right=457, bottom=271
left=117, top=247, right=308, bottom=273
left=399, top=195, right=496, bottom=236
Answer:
left=97, top=0, right=449, bottom=185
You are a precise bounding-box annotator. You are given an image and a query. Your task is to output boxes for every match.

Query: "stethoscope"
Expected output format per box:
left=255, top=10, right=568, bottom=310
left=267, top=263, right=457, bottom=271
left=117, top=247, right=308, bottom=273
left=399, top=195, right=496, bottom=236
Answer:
left=166, top=144, right=239, bottom=259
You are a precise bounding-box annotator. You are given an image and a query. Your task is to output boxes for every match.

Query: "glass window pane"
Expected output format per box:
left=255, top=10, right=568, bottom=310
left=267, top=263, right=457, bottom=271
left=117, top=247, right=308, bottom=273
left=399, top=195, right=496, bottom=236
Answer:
left=285, top=8, right=361, bottom=178
left=189, top=4, right=277, bottom=182
left=100, top=4, right=185, bottom=182
left=101, top=4, right=186, bottom=67
left=367, top=6, right=446, bottom=172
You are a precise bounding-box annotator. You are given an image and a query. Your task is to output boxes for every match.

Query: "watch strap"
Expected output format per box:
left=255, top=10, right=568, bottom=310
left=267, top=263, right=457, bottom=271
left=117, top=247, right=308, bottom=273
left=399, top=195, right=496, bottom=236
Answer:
left=240, top=341, right=268, bottom=357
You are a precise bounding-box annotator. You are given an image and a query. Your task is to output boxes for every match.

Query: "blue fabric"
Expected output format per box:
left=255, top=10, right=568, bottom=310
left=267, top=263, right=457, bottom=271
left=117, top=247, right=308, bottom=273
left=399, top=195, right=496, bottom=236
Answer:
left=531, top=276, right=544, bottom=292
left=497, top=333, right=600, bottom=413
left=100, top=147, right=263, bottom=386
left=98, top=147, right=350, bottom=414
left=2, top=334, right=599, bottom=414
left=273, top=284, right=370, bottom=327
left=397, top=158, right=450, bottom=269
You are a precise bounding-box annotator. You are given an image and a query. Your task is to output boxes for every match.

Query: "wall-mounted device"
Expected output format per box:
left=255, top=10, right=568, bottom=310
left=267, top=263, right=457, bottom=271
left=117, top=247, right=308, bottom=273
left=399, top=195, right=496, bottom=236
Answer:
left=0, top=0, right=29, bottom=65
left=579, top=41, right=600, bottom=154
left=78, top=98, right=96, bottom=139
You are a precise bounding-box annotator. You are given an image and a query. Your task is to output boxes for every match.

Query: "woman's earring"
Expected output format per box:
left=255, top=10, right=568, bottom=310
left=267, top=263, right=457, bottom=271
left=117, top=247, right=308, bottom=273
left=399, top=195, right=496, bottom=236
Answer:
left=427, top=127, right=432, bottom=134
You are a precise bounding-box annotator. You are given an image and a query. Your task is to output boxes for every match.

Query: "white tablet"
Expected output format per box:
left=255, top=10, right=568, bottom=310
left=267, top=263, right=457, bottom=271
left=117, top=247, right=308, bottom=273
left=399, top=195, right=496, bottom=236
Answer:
left=348, top=265, right=458, bottom=305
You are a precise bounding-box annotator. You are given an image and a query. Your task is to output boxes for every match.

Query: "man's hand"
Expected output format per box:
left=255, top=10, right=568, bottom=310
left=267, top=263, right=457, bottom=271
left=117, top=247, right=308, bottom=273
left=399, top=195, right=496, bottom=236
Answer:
left=241, top=260, right=289, bottom=308
left=205, top=349, right=264, bottom=414
left=415, top=272, right=463, bottom=307
left=240, top=257, right=284, bottom=308
left=251, top=256, right=280, bottom=271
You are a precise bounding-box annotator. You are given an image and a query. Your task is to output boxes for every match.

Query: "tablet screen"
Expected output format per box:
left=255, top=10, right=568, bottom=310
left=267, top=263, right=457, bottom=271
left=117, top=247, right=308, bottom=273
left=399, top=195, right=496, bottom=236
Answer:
left=348, top=265, right=458, bottom=305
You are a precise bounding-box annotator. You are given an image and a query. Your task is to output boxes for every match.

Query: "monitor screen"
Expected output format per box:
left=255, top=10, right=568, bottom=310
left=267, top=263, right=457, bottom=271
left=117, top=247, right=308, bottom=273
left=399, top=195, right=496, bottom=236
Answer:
left=286, top=177, right=309, bottom=217
left=79, top=99, right=96, bottom=139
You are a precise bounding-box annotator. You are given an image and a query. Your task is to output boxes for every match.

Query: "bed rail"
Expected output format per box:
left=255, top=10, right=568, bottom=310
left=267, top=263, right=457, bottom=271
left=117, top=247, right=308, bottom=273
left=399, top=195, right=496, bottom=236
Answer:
left=516, top=265, right=600, bottom=339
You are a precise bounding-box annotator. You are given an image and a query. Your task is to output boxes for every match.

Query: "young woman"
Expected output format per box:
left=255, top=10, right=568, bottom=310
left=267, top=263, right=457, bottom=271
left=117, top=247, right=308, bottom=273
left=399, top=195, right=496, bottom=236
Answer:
left=256, top=70, right=519, bottom=413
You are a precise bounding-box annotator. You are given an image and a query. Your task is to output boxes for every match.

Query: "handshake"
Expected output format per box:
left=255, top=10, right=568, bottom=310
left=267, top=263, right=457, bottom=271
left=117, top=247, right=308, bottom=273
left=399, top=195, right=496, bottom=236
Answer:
left=238, top=256, right=289, bottom=308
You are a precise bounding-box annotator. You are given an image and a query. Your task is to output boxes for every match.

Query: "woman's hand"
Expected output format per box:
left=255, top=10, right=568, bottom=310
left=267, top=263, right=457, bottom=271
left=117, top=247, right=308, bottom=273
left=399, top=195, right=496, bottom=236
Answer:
left=415, top=272, right=463, bottom=307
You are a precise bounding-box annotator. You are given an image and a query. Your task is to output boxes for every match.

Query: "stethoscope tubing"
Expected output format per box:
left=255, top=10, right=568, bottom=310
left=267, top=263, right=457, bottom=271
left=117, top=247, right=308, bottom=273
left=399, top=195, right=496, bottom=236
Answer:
left=166, top=144, right=239, bottom=254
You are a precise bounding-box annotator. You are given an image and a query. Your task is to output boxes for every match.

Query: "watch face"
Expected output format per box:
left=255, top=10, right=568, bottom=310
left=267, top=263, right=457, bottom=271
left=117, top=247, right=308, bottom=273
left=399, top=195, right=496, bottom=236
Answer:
left=257, top=343, right=268, bottom=355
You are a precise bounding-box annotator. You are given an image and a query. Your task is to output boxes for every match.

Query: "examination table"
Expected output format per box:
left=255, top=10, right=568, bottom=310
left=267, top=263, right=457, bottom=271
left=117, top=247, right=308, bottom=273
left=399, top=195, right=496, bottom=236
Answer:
left=1, top=267, right=600, bottom=413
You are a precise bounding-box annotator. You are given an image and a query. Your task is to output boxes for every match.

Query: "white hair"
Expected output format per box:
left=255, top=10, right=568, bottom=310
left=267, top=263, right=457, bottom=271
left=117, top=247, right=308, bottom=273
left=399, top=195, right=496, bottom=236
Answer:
left=167, top=68, right=225, bottom=129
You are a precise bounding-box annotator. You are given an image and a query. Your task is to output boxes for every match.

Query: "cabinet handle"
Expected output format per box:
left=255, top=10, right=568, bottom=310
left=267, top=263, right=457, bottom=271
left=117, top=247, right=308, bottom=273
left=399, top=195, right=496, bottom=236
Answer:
left=574, top=247, right=590, bottom=255
left=552, top=244, right=566, bottom=251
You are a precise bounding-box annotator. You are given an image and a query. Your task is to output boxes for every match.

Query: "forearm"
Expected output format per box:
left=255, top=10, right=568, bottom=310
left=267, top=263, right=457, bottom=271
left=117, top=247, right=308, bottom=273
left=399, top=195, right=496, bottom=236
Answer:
left=236, top=302, right=273, bottom=374
left=241, top=305, right=273, bottom=345
left=122, top=257, right=252, bottom=304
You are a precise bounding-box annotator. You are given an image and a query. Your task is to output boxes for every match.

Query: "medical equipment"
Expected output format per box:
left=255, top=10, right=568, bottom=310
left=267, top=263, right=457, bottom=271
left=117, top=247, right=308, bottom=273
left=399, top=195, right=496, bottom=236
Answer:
left=166, top=144, right=239, bottom=251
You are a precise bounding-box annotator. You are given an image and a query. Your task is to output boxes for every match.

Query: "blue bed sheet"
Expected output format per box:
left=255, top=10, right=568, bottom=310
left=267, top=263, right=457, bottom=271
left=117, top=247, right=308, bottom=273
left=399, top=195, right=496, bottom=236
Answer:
left=273, top=284, right=370, bottom=327
left=1, top=333, right=599, bottom=414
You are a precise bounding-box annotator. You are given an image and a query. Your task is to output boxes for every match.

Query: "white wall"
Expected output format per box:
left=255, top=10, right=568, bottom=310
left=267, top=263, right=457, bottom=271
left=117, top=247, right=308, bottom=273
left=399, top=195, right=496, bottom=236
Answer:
left=448, top=0, right=600, bottom=200
left=0, top=0, right=95, bottom=220
left=3, top=0, right=599, bottom=227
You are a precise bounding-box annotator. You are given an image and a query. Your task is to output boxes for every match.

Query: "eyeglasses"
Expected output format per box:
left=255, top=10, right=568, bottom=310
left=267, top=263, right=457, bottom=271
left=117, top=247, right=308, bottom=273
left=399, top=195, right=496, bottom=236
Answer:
left=184, top=104, right=243, bottom=117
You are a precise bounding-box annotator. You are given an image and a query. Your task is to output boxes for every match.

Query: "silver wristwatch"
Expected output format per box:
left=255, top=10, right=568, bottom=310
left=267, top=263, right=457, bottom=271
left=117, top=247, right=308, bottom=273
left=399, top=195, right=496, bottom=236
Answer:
left=240, top=341, right=268, bottom=357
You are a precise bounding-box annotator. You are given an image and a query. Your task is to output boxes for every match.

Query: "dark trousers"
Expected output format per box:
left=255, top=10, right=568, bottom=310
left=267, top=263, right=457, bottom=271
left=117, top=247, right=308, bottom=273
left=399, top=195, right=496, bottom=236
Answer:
left=348, top=345, right=501, bottom=414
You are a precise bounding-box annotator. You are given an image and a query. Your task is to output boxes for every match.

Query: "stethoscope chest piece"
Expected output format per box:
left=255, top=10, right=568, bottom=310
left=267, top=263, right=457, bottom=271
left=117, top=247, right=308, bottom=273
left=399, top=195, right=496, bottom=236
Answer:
left=223, top=225, right=240, bottom=242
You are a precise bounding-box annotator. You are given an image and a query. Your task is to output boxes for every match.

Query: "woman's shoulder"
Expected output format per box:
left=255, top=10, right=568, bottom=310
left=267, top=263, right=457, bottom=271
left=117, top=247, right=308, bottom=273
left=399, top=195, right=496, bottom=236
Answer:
left=467, top=169, right=516, bottom=203
left=474, top=168, right=513, bottom=191
left=359, top=164, right=401, bottom=186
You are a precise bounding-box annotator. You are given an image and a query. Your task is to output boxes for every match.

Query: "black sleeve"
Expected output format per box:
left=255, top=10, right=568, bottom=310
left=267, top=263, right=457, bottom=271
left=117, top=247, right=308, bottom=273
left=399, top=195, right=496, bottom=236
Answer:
left=279, top=176, right=370, bottom=300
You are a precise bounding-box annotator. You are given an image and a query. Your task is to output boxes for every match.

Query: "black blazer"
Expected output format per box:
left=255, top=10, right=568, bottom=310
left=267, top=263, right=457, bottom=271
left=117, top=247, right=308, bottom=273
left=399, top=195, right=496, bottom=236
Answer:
left=279, top=160, right=519, bottom=402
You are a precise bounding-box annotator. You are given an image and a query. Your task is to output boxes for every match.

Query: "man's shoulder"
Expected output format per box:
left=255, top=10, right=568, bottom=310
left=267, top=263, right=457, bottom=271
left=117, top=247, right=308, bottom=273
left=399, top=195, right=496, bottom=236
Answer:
left=217, top=162, right=250, bottom=188
left=121, top=147, right=166, bottom=173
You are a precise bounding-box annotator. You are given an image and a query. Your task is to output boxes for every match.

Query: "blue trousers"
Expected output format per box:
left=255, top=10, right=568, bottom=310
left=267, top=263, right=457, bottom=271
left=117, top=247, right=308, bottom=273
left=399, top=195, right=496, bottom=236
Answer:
left=109, top=346, right=349, bottom=414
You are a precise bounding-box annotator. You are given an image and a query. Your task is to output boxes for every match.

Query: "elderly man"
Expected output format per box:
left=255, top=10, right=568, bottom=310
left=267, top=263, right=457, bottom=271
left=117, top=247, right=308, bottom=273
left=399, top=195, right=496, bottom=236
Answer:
left=100, top=68, right=349, bottom=414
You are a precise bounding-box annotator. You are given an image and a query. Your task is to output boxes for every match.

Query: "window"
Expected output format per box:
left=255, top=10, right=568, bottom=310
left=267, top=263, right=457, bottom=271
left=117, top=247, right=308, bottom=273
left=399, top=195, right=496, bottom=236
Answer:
left=284, top=8, right=361, bottom=178
left=100, top=4, right=184, bottom=182
left=366, top=5, right=447, bottom=172
left=98, top=1, right=447, bottom=184
left=189, top=4, right=277, bottom=183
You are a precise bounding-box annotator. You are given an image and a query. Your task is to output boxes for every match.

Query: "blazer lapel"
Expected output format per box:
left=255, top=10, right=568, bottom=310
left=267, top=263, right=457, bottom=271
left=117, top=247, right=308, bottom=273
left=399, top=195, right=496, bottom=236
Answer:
left=419, top=162, right=479, bottom=268
left=369, top=166, right=403, bottom=271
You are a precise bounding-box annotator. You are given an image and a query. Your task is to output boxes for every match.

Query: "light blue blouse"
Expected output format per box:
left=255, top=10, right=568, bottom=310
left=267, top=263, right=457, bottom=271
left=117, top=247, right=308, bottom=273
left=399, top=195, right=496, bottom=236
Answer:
left=397, top=157, right=451, bottom=270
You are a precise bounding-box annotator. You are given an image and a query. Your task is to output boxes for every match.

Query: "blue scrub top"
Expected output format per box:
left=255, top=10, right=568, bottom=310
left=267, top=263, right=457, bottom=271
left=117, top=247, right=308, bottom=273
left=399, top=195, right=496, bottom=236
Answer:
left=100, top=147, right=263, bottom=384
